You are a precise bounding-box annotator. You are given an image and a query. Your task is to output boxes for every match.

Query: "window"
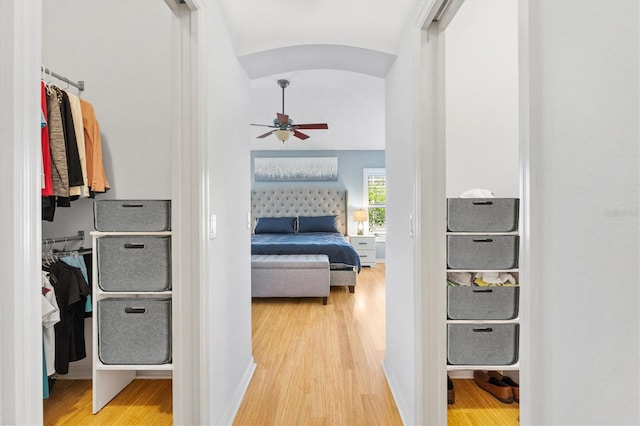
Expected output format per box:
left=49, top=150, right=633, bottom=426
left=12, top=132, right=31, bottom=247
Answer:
left=363, top=168, right=386, bottom=237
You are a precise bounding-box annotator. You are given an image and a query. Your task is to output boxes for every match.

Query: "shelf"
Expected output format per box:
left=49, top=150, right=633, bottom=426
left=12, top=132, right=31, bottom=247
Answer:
left=446, top=318, right=519, bottom=325
left=90, top=230, right=172, bottom=236
left=95, top=361, right=173, bottom=371
left=446, top=231, right=519, bottom=236
left=447, top=269, right=519, bottom=273
left=447, top=362, right=520, bottom=372
left=97, top=290, right=173, bottom=297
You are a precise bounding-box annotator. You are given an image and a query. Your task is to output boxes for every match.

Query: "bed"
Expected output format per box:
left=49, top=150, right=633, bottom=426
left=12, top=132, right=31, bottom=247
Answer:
left=251, top=187, right=360, bottom=293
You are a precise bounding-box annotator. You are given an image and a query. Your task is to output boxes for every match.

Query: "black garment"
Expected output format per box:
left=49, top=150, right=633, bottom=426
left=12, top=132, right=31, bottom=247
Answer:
left=46, top=260, right=89, bottom=374
left=58, top=89, right=83, bottom=188
left=83, top=252, right=93, bottom=319
left=42, top=196, right=56, bottom=222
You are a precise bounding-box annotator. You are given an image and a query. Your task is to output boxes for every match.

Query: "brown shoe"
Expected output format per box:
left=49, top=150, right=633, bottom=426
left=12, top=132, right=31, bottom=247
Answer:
left=474, top=370, right=513, bottom=403
left=488, top=371, right=520, bottom=403
left=447, top=376, right=455, bottom=405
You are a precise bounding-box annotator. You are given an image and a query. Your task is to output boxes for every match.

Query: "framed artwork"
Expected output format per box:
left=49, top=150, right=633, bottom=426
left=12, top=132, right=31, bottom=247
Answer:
left=254, top=157, right=338, bottom=181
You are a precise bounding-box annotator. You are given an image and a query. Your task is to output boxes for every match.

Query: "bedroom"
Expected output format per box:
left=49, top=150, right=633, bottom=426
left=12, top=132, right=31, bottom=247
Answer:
left=2, top=1, right=638, bottom=425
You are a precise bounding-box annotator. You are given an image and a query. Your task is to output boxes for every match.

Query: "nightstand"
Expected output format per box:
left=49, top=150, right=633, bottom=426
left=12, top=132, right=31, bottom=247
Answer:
left=349, top=235, right=376, bottom=267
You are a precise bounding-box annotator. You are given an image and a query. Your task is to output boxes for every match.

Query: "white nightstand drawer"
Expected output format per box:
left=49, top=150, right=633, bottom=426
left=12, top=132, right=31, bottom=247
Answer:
left=350, top=236, right=375, bottom=250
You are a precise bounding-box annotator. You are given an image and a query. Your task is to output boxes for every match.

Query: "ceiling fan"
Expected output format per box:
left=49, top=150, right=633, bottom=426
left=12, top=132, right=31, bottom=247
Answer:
left=251, top=79, right=329, bottom=143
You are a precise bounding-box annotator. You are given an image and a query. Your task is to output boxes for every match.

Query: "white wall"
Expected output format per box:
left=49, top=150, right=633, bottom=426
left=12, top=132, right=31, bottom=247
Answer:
left=202, top=2, right=254, bottom=424
left=41, top=0, right=173, bottom=237
left=250, top=69, right=385, bottom=151
left=383, top=19, right=419, bottom=425
left=40, top=0, right=173, bottom=378
left=445, top=0, right=519, bottom=198
left=529, top=1, right=639, bottom=424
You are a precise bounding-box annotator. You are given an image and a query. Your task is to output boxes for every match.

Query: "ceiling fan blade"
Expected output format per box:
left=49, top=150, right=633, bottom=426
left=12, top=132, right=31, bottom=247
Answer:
left=251, top=123, right=277, bottom=128
left=257, top=130, right=276, bottom=138
left=293, top=123, right=329, bottom=130
left=293, top=130, right=310, bottom=140
left=276, top=113, right=289, bottom=124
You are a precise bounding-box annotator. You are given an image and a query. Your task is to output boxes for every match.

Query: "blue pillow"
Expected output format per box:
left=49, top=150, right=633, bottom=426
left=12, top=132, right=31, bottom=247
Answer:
left=254, top=217, right=297, bottom=234
left=297, top=215, right=339, bottom=233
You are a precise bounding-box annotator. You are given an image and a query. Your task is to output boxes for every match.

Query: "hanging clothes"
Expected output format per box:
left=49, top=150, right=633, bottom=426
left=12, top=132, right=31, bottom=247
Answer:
left=42, top=271, right=60, bottom=377
left=46, top=86, right=69, bottom=202
left=41, top=81, right=53, bottom=197
left=46, top=259, right=89, bottom=374
left=60, top=252, right=92, bottom=315
left=80, top=98, right=110, bottom=196
left=66, top=92, right=89, bottom=198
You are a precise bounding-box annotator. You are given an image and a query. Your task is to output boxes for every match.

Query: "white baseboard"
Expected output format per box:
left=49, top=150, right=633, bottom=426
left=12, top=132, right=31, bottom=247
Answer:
left=382, top=361, right=414, bottom=426
left=218, top=358, right=257, bottom=425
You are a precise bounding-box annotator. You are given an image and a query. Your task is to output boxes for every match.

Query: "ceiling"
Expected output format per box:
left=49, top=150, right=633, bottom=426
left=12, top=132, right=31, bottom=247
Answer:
left=217, top=0, right=424, bottom=76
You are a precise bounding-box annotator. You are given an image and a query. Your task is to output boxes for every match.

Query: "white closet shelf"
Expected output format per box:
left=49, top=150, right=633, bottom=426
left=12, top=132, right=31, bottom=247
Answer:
left=447, top=363, right=520, bottom=372
left=90, top=231, right=172, bottom=236
left=97, top=290, right=173, bottom=297
left=446, top=231, right=519, bottom=236
left=446, top=318, right=519, bottom=325
left=447, top=269, right=519, bottom=273
left=95, top=361, right=173, bottom=371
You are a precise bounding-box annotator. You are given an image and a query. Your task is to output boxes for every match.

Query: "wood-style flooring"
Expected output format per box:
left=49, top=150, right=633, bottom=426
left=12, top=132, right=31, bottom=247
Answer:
left=43, top=263, right=519, bottom=425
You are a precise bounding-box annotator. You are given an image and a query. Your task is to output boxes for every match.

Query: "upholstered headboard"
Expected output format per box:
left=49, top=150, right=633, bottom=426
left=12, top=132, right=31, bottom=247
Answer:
left=251, top=187, right=348, bottom=235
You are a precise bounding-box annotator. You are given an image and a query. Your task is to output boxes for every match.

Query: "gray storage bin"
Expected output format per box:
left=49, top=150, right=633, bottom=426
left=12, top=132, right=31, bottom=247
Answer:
left=94, top=200, right=171, bottom=232
left=448, top=323, right=519, bottom=365
left=447, top=235, right=519, bottom=270
left=447, top=198, right=519, bottom=232
left=448, top=286, right=519, bottom=320
left=98, top=236, right=171, bottom=292
left=98, top=298, right=171, bottom=365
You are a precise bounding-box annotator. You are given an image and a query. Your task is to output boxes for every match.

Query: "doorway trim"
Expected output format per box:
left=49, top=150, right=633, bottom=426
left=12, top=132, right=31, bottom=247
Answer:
left=415, top=0, right=530, bottom=424
left=0, top=0, right=43, bottom=424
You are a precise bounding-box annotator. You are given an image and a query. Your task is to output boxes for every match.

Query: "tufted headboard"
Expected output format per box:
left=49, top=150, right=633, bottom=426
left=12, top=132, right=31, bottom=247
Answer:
left=251, top=187, right=348, bottom=235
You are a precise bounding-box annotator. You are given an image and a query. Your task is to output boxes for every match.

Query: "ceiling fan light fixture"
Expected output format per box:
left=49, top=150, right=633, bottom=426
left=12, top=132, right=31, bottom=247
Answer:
left=274, top=129, right=293, bottom=143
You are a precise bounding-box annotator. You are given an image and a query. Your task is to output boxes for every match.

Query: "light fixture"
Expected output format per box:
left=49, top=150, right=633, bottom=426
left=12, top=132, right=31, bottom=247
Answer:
left=274, top=129, right=293, bottom=143
left=354, top=210, right=367, bottom=235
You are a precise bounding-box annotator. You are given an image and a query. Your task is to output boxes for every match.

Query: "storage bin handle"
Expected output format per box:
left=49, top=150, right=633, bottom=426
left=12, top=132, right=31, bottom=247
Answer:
left=124, top=307, right=147, bottom=314
left=472, top=327, right=494, bottom=333
left=472, top=201, right=494, bottom=205
left=121, top=203, right=144, bottom=208
left=472, top=238, right=494, bottom=243
left=124, top=243, right=146, bottom=249
left=472, top=288, right=494, bottom=294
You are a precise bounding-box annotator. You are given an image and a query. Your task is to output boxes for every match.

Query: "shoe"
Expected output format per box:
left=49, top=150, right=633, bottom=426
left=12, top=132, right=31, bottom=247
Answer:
left=447, top=376, right=455, bottom=405
left=473, top=370, right=513, bottom=403
left=488, top=371, right=520, bottom=403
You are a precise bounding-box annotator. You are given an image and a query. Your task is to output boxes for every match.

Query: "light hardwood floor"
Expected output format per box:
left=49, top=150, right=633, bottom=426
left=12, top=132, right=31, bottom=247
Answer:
left=44, top=263, right=518, bottom=425
left=234, top=264, right=401, bottom=425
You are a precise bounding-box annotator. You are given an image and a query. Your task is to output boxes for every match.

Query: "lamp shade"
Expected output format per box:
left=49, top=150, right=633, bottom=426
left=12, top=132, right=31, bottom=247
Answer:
left=274, top=129, right=293, bottom=143
left=354, top=210, right=367, bottom=222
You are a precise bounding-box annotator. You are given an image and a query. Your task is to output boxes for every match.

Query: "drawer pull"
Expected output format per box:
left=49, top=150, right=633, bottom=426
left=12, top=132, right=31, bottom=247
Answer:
left=124, top=243, right=146, bottom=249
left=121, top=203, right=144, bottom=208
left=472, top=288, right=494, bottom=294
left=472, top=238, right=494, bottom=243
left=472, top=327, right=494, bottom=333
left=472, top=201, right=494, bottom=206
left=124, top=307, right=146, bottom=314
left=358, top=242, right=368, bottom=245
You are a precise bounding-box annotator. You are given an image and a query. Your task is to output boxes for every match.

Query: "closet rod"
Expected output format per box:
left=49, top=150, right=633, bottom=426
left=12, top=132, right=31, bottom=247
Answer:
left=42, top=230, right=85, bottom=245
left=42, top=65, right=85, bottom=91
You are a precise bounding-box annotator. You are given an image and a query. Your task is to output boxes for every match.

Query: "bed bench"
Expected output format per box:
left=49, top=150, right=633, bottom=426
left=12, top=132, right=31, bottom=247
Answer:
left=251, top=254, right=330, bottom=305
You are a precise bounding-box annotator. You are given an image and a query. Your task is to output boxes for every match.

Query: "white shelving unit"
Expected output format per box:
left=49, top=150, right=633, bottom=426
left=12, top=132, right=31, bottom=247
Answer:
left=445, top=202, right=520, bottom=373
left=91, top=230, right=173, bottom=413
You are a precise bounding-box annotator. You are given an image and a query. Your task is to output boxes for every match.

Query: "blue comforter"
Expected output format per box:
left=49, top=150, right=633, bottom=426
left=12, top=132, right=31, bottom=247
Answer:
left=251, top=232, right=361, bottom=272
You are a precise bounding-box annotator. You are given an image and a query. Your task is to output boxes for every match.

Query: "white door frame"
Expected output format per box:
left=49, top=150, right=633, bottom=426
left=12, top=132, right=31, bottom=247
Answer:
left=0, top=0, right=44, bottom=424
left=414, top=1, right=531, bottom=424
left=165, top=0, right=208, bottom=423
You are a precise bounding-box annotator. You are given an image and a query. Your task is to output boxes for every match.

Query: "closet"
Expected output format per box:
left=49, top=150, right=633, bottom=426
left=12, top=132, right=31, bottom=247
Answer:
left=442, top=0, right=520, bottom=423
left=40, top=0, right=175, bottom=422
